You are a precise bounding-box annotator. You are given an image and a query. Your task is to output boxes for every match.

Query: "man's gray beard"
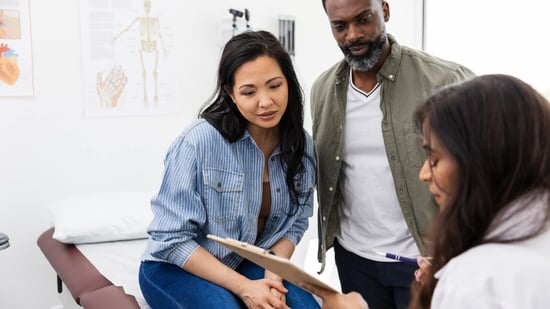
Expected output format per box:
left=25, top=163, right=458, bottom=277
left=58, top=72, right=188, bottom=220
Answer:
left=342, top=32, right=387, bottom=72
left=344, top=42, right=384, bottom=72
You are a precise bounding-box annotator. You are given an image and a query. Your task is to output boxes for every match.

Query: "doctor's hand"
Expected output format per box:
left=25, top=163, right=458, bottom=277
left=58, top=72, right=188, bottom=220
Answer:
left=300, top=283, right=369, bottom=309
left=414, top=256, right=432, bottom=285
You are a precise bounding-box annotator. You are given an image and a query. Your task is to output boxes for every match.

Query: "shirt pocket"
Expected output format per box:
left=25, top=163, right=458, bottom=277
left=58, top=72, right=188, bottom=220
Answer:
left=294, top=173, right=315, bottom=212
left=403, top=127, right=425, bottom=169
left=203, top=167, right=244, bottom=223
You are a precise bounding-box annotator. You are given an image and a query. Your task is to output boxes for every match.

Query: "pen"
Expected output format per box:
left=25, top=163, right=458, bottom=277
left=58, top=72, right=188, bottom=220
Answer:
left=375, top=251, right=418, bottom=266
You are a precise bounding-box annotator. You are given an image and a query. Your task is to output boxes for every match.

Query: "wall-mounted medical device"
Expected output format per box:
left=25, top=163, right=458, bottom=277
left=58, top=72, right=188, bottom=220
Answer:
left=229, top=8, right=251, bottom=36
left=278, top=16, right=295, bottom=56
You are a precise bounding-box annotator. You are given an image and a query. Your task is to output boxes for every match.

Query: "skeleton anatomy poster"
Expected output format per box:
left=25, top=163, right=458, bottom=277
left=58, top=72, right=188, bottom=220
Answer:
left=80, top=0, right=178, bottom=117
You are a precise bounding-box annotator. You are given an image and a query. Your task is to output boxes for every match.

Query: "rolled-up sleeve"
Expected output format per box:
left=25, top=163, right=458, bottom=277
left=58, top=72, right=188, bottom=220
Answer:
left=145, top=136, right=205, bottom=267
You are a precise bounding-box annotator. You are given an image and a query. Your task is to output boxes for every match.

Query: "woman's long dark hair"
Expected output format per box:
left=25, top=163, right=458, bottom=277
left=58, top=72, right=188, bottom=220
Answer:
left=409, top=74, right=550, bottom=308
left=200, top=30, right=312, bottom=210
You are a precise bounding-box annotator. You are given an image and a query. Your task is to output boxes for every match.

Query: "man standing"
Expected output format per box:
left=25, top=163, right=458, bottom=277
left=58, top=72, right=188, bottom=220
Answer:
left=310, top=1, right=474, bottom=308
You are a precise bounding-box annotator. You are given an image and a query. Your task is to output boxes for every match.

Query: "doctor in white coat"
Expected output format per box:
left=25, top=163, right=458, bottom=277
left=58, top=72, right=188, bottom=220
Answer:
left=302, top=74, right=550, bottom=309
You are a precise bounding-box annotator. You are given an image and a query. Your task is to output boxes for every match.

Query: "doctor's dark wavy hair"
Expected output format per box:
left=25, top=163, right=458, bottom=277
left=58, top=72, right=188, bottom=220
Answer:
left=200, top=30, right=313, bottom=211
left=409, top=74, right=550, bottom=309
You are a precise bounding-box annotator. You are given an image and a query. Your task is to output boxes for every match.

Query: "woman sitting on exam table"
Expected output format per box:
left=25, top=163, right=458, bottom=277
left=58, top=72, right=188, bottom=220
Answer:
left=302, top=74, right=550, bottom=309
left=138, top=30, right=319, bottom=309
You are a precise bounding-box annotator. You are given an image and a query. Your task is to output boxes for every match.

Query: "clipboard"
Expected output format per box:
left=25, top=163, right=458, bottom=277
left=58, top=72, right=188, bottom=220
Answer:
left=207, top=234, right=337, bottom=293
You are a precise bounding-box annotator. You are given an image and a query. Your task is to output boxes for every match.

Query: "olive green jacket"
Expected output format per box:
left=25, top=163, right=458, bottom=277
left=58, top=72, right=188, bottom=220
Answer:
left=310, top=34, right=475, bottom=271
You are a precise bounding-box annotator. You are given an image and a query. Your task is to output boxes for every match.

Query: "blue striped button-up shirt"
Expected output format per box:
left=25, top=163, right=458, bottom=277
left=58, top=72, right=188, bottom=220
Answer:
left=142, top=119, right=316, bottom=269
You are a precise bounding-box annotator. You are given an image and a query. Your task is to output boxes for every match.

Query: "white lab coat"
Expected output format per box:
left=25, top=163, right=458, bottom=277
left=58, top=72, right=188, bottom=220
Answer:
left=432, top=193, right=550, bottom=309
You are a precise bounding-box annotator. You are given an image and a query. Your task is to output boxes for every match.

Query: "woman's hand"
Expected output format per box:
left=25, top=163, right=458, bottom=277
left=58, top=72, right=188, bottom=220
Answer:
left=238, top=278, right=290, bottom=309
left=414, top=256, right=432, bottom=285
left=300, top=283, right=369, bottom=309
left=183, top=247, right=289, bottom=308
left=265, top=270, right=286, bottom=305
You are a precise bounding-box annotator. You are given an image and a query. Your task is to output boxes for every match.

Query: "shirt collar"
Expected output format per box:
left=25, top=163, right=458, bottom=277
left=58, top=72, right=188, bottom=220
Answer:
left=238, top=130, right=282, bottom=157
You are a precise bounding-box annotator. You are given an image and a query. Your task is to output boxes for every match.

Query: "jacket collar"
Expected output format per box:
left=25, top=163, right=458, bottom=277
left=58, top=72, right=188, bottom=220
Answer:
left=378, top=33, right=401, bottom=83
left=435, top=190, right=549, bottom=279
left=485, top=190, right=549, bottom=241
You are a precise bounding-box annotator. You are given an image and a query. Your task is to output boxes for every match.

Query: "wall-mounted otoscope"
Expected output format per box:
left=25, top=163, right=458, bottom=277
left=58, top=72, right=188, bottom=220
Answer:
left=229, top=8, right=244, bottom=36
left=244, top=9, right=250, bottom=29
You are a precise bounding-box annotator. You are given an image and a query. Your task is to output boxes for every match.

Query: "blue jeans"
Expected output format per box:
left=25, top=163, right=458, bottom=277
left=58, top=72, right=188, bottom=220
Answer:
left=334, top=239, right=416, bottom=309
left=139, top=260, right=320, bottom=309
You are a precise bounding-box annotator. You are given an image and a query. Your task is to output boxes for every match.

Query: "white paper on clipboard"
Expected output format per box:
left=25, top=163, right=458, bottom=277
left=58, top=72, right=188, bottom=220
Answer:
left=207, top=234, right=337, bottom=293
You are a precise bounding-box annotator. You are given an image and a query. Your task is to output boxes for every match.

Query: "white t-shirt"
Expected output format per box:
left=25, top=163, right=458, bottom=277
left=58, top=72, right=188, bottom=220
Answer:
left=337, top=74, right=418, bottom=261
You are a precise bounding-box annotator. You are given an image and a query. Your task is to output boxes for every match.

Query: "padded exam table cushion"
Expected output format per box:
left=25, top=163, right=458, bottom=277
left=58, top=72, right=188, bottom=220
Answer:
left=37, top=227, right=139, bottom=308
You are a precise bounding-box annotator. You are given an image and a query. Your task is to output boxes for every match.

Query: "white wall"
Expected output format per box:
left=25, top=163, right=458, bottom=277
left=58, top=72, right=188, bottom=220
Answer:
left=425, top=0, right=550, bottom=95
left=0, top=1, right=420, bottom=308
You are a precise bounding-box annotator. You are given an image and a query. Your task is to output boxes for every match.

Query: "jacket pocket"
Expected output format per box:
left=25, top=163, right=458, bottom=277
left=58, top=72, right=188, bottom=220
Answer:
left=403, top=127, right=425, bottom=169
